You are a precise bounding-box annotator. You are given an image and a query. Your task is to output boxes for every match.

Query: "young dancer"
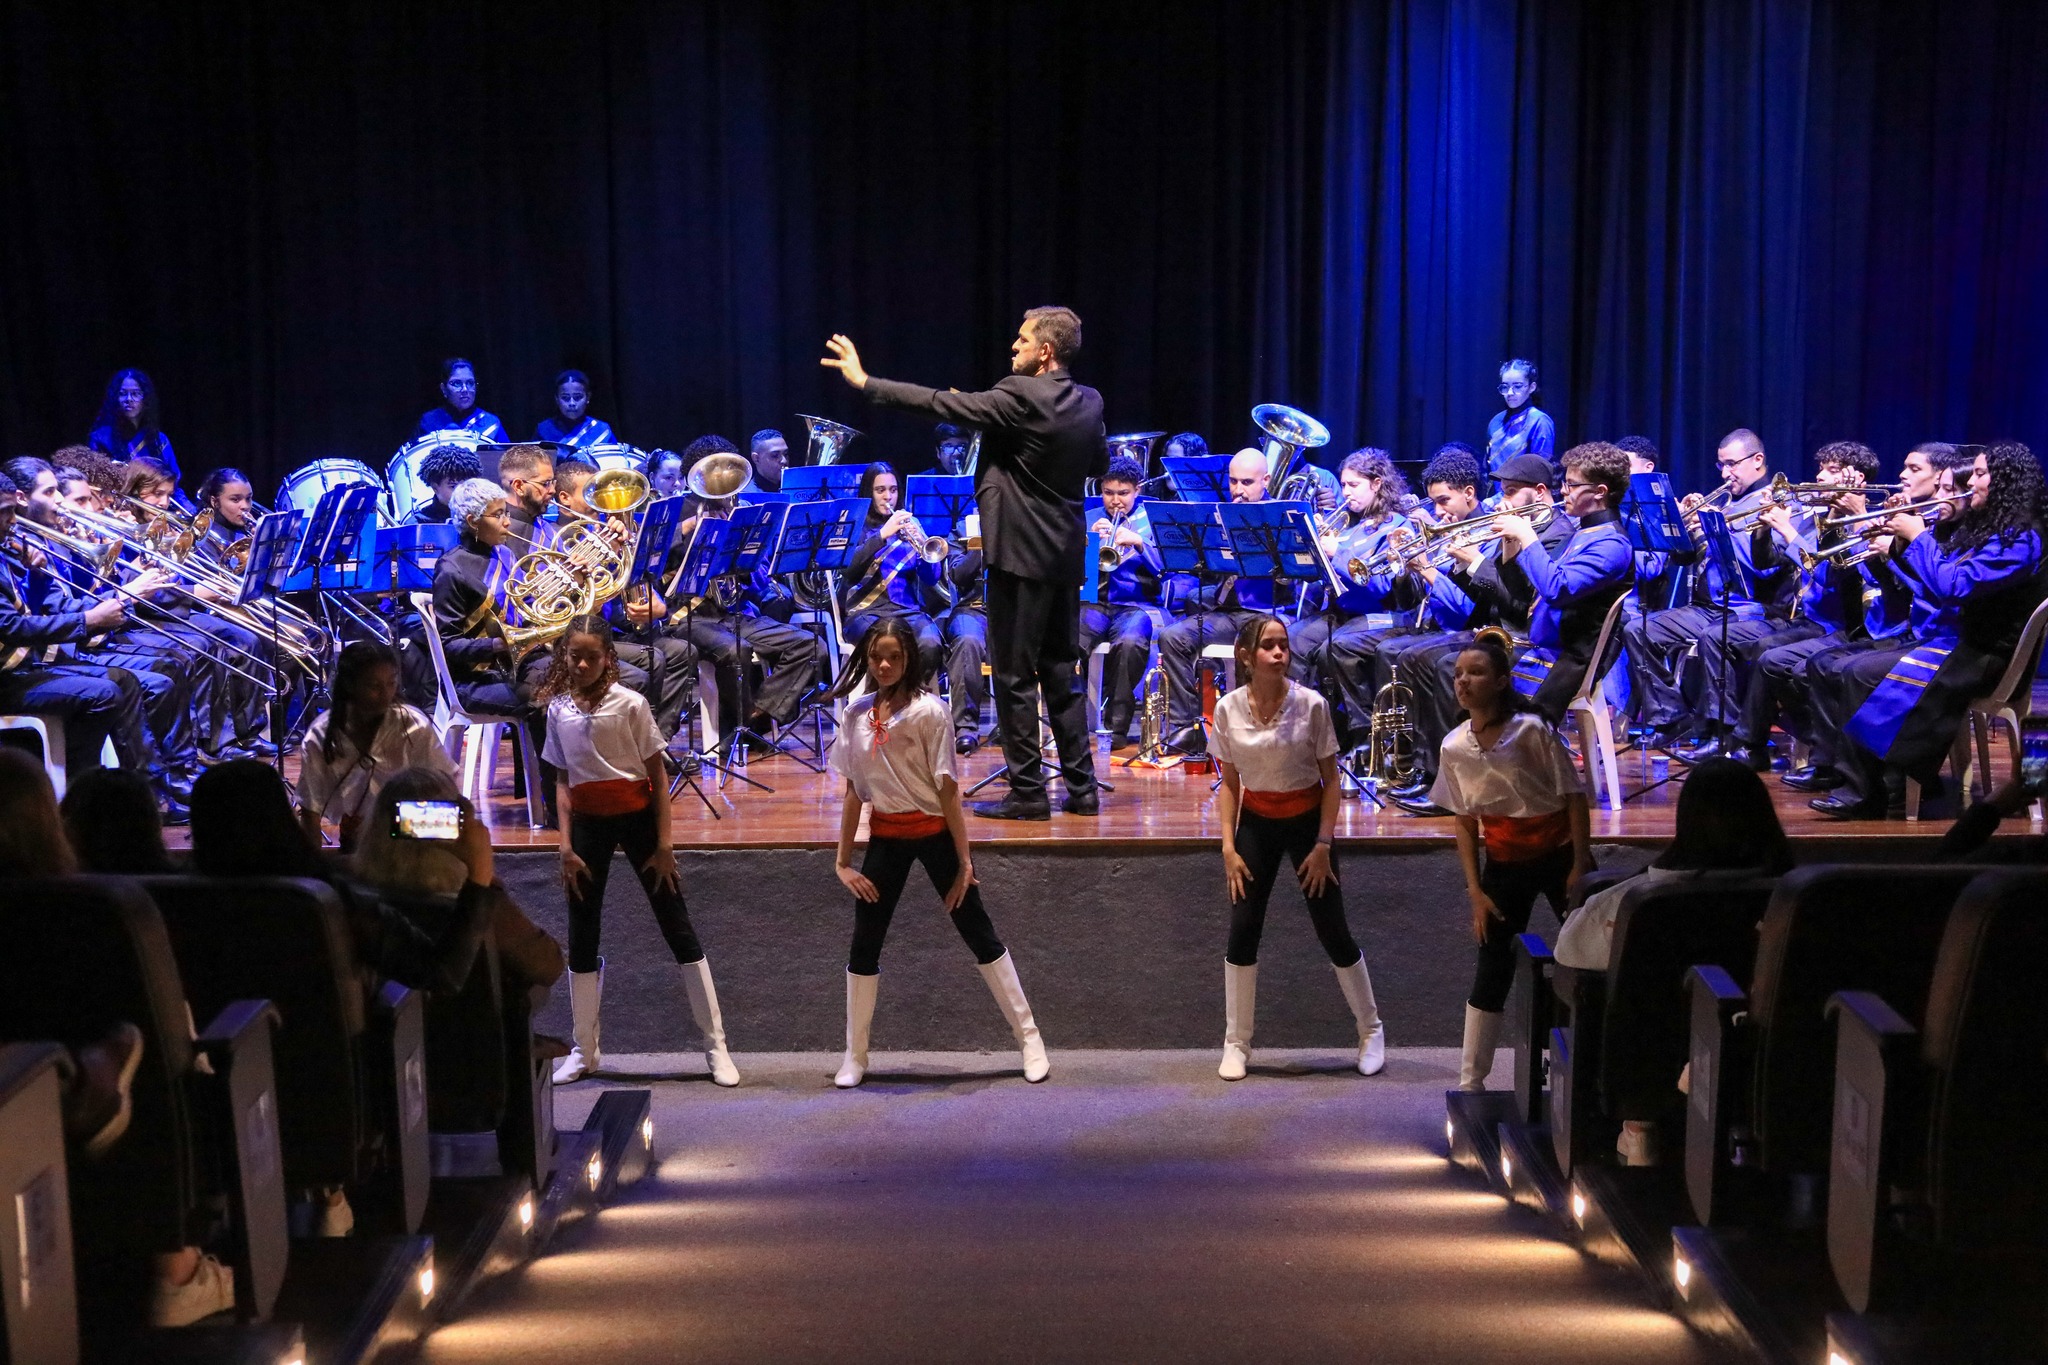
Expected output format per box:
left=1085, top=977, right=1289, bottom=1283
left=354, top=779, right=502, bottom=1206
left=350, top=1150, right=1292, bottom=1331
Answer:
left=1212, top=614, right=1387, bottom=1080
left=1430, top=631, right=1591, bottom=1091
left=828, top=617, right=1049, bottom=1088
left=540, top=615, right=738, bottom=1087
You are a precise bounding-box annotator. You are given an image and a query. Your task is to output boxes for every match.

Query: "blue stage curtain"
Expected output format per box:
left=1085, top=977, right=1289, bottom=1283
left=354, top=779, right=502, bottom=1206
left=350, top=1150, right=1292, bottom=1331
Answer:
left=0, top=1, right=2041, bottom=494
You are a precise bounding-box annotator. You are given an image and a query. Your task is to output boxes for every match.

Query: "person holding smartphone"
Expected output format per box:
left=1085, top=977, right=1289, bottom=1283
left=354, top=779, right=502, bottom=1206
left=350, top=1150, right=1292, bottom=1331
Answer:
left=1210, top=614, right=1387, bottom=1081
left=828, top=616, right=1051, bottom=1088
left=299, top=642, right=454, bottom=851
left=540, top=615, right=740, bottom=1088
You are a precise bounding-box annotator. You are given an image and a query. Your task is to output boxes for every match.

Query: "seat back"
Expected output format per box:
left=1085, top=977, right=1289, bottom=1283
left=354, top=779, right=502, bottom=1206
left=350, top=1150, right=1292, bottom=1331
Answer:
left=1977, top=594, right=2048, bottom=711
left=1571, top=593, right=1631, bottom=709
left=424, top=927, right=509, bottom=1135
left=142, top=876, right=369, bottom=1193
left=1749, top=865, right=1979, bottom=1176
left=1601, top=873, right=1776, bottom=1123
left=410, top=589, right=470, bottom=739
left=1921, top=868, right=2048, bottom=1253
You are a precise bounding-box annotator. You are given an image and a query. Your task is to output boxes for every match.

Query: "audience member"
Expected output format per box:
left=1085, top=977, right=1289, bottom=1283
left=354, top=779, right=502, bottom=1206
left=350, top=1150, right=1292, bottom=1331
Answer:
left=61, top=767, right=178, bottom=874
left=299, top=641, right=454, bottom=850
left=0, top=747, right=78, bottom=877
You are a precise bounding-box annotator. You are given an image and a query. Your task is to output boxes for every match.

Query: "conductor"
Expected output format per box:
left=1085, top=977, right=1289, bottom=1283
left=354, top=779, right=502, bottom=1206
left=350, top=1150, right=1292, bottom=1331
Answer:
left=823, top=307, right=1107, bottom=819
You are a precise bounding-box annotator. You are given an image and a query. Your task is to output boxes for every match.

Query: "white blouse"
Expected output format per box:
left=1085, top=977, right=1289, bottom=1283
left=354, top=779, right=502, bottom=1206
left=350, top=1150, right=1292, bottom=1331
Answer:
left=1429, top=712, right=1585, bottom=817
left=830, top=691, right=955, bottom=816
left=1210, top=682, right=1339, bottom=792
left=299, top=705, right=453, bottom=823
left=542, top=684, right=666, bottom=786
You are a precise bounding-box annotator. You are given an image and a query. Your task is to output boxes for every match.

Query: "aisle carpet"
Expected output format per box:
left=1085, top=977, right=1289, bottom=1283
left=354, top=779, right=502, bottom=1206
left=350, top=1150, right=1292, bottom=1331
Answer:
left=419, top=1050, right=1715, bottom=1364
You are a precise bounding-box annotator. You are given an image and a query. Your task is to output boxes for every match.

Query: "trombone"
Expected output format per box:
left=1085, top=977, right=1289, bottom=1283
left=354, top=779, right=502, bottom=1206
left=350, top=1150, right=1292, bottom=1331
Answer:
left=1820, top=492, right=1969, bottom=537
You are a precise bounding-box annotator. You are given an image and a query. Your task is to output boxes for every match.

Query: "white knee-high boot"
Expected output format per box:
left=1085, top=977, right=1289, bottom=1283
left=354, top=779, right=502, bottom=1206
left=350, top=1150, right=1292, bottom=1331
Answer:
left=1220, top=962, right=1257, bottom=1080
left=553, top=958, right=604, bottom=1084
left=977, top=951, right=1050, bottom=1082
left=1333, top=958, right=1386, bottom=1076
left=836, top=971, right=879, bottom=1089
left=678, top=959, right=740, bottom=1087
left=1460, top=1004, right=1504, bottom=1092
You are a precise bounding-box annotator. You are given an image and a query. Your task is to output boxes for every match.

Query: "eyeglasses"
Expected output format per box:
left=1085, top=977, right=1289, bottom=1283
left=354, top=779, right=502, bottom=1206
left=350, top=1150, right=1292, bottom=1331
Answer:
left=1715, top=453, right=1759, bottom=469
left=1562, top=479, right=1596, bottom=492
left=445, top=380, right=477, bottom=391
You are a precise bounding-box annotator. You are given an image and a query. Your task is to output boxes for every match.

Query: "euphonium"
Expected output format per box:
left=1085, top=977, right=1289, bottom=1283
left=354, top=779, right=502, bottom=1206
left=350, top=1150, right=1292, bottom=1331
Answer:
left=1138, top=663, right=1168, bottom=757
left=1364, top=663, right=1419, bottom=786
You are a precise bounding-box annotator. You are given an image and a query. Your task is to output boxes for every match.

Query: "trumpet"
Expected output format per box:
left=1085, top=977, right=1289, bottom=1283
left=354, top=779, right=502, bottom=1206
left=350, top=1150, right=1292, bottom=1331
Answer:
left=900, top=512, right=949, bottom=564
left=1096, top=513, right=1143, bottom=573
left=1820, top=491, right=1969, bottom=536
left=1680, top=478, right=1736, bottom=548
left=1361, top=663, right=1420, bottom=787
left=1411, top=499, right=1564, bottom=559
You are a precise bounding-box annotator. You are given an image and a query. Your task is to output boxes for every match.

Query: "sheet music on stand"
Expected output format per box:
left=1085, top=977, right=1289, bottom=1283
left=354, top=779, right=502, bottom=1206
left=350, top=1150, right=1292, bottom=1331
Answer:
left=726, top=502, right=787, bottom=579
left=1219, top=500, right=1339, bottom=595
left=1144, top=501, right=1237, bottom=578
left=1621, top=472, right=1689, bottom=553
left=627, top=495, right=688, bottom=592
left=285, top=483, right=378, bottom=591
left=673, top=518, right=738, bottom=604
left=371, top=524, right=457, bottom=596
left=781, top=467, right=865, bottom=503
left=235, top=509, right=307, bottom=609
left=1161, top=455, right=1232, bottom=504
left=769, top=498, right=865, bottom=578
left=1694, top=507, right=1747, bottom=598
left=907, top=475, right=977, bottom=539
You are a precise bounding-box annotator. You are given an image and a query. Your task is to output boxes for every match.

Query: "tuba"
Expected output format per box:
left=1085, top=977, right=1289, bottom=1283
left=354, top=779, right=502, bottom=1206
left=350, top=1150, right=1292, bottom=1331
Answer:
left=796, top=414, right=863, bottom=467
left=1253, top=402, right=1331, bottom=502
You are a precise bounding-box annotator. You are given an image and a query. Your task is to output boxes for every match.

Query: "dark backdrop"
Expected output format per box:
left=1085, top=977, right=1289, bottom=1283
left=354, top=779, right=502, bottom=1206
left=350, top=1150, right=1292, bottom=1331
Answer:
left=1, top=0, right=2042, bottom=495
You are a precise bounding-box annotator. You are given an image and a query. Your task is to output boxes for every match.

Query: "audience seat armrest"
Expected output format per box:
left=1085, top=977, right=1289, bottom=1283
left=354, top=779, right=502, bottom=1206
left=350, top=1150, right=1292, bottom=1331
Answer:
left=191, top=1000, right=288, bottom=1322
left=1684, top=965, right=1753, bottom=1224
left=365, top=981, right=431, bottom=1233
left=1510, top=934, right=1557, bottom=1126
left=1824, top=989, right=1923, bottom=1313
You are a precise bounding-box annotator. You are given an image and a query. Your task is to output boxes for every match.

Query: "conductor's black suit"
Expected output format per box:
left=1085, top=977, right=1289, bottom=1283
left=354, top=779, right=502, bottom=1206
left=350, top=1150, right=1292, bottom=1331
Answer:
left=864, top=369, right=1108, bottom=805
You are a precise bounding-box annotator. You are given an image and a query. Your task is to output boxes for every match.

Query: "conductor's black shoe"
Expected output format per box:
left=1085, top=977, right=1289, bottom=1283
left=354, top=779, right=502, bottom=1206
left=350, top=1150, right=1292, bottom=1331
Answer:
left=955, top=733, right=980, bottom=755
left=1781, top=764, right=1845, bottom=792
left=1108, top=731, right=1136, bottom=751
left=1810, top=793, right=1887, bottom=820
left=971, top=796, right=1052, bottom=821
left=1062, top=791, right=1100, bottom=816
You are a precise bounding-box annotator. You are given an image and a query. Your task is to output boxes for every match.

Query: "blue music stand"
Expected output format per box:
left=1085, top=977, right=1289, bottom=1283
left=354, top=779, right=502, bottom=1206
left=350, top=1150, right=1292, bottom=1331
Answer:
left=371, top=524, right=457, bottom=596
left=907, top=474, right=977, bottom=538
left=1621, top=473, right=1689, bottom=553
left=781, top=467, right=864, bottom=503
left=1145, top=501, right=1236, bottom=618
left=727, top=502, right=786, bottom=578
left=1162, top=455, right=1232, bottom=504
left=627, top=495, right=687, bottom=591
left=286, top=483, right=377, bottom=587
left=1219, top=501, right=1339, bottom=600
left=235, top=508, right=307, bottom=776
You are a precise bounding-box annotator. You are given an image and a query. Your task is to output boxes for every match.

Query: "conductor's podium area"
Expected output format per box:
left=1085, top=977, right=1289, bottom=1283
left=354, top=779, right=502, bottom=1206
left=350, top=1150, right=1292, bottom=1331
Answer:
left=1444, top=863, right=2048, bottom=1364
left=0, top=875, right=651, bottom=1365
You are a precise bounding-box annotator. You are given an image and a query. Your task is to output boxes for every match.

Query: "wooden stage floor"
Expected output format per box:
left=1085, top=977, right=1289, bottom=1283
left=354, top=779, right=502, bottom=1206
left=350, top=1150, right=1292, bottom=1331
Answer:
left=411, top=734, right=2026, bottom=850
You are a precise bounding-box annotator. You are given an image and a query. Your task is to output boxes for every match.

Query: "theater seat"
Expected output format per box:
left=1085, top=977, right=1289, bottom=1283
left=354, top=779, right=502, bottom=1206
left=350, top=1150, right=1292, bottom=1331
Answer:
left=0, top=876, right=287, bottom=1349
left=143, top=875, right=430, bottom=1237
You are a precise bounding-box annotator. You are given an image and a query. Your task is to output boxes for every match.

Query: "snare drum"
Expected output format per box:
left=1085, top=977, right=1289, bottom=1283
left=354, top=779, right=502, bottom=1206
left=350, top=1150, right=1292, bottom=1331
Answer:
left=278, top=459, right=385, bottom=518
left=385, top=431, right=488, bottom=523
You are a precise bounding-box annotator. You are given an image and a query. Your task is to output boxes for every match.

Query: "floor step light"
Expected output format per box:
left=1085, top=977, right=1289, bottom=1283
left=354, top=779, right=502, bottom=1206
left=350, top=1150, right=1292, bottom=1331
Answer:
left=1671, top=1252, right=1692, bottom=1298
left=586, top=1152, right=604, bottom=1190
left=517, top=1194, right=535, bottom=1232
left=642, top=1115, right=654, bottom=1149
left=417, top=1263, right=436, bottom=1304
left=1570, top=1189, right=1588, bottom=1224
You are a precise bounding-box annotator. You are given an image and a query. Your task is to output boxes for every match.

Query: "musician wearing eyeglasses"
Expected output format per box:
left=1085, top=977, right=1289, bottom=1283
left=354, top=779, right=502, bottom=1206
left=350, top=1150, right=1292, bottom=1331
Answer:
left=2, top=458, right=200, bottom=816
left=497, top=444, right=697, bottom=748
left=1379, top=454, right=1574, bottom=813
left=87, top=368, right=181, bottom=486
left=839, top=462, right=946, bottom=681
left=534, top=370, right=615, bottom=449
left=0, top=469, right=174, bottom=810
left=416, top=357, right=507, bottom=441
left=432, top=477, right=550, bottom=762
left=1804, top=442, right=2047, bottom=819
left=1081, top=456, right=1163, bottom=751
left=1621, top=428, right=1804, bottom=761
left=1484, top=359, right=1555, bottom=482
left=1287, top=449, right=1418, bottom=739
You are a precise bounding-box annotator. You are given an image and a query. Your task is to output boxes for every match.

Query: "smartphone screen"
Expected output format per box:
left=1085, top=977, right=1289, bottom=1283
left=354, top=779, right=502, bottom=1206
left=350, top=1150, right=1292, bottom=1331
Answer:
left=2021, top=718, right=2048, bottom=795
left=392, top=800, right=463, bottom=841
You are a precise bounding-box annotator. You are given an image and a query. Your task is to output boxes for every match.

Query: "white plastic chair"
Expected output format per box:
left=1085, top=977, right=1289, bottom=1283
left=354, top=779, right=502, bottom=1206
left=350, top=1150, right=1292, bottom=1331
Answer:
left=1566, top=596, right=1631, bottom=814
left=410, top=593, right=546, bottom=828
left=1906, top=595, right=2048, bottom=821
left=0, top=713, right=67, bottom=798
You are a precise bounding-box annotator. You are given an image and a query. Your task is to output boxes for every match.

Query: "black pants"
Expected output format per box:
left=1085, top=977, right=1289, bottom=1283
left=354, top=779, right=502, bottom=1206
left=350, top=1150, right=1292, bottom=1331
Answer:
left=1469, top=843, right=1574, bottom=1012
left=942, top=607, right=989, bottom=736
left=679, top=611, right=820, bottom=728
left=848, top=832, right=1005, bottom=975
left=1078, top=602, right=1154, bottom=733
left=1226, top=808, right=1362, bottom=969
left=565, top=801, right=702, bottom=974
left=986, top=568, right=1096, bottom=803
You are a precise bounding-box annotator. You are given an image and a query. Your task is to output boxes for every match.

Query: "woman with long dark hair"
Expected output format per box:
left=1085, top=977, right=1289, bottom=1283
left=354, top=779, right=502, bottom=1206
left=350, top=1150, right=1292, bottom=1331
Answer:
left=87, top=368, right=179, bottom=484
left=1430, top=632, right=1592, bottom=1092
left=61, top=768, right=176, bottom=874
left=539, top=615, right=739, bottom=1087
left=299, top=641, right=452, bottom=850
left=827, top=616, right=1050, bottom=1087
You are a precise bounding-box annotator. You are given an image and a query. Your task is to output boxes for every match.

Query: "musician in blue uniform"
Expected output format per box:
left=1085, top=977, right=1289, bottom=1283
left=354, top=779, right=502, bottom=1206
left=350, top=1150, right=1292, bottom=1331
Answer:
left=1622, top=428, right=1803, bottom=758
left=1484, top=359, right=1555, bottom=482
left=1289, top=449, right=1415, bottom=733
left=534, top=370, right=615, bottom=448
left=1807, top=442, right=2048, bottom=820
left=1159, top=449, right=1280, bottom=756
left=1613, top=436, right=1678, bottom=619
left=839, top=462, right=946, bottom=681
left=1082, top=456, right=1163, bottom=750
left=940, top=541, right=989, bottom=753
left=415, top=358, right=507, bottom=441
left=87, top=368, right=180, bottom=486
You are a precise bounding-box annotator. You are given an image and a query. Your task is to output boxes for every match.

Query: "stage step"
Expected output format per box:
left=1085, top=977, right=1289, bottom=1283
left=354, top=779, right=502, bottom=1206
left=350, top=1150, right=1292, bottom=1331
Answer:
left=1497, top=1120, right=1569, bottom=1225
left=269, top=1233, right=436, bottom=1365
left=1444, top=1089, right=1517, bottom=1195
left=1568, top=1164, right=1695, bottom=1309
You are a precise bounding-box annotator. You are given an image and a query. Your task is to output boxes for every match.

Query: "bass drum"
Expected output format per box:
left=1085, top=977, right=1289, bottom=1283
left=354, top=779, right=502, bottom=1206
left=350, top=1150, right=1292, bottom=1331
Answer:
left=385, top=430, right=488, bottom=523
left=579, top=442, right=647, bottom=474
left=278, top=458, right=385, bottom=518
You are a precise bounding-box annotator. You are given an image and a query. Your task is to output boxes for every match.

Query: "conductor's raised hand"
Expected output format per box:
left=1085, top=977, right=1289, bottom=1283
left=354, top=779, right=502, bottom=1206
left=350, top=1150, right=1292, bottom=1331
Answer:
left=821, top=335, right=869, bottom=390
